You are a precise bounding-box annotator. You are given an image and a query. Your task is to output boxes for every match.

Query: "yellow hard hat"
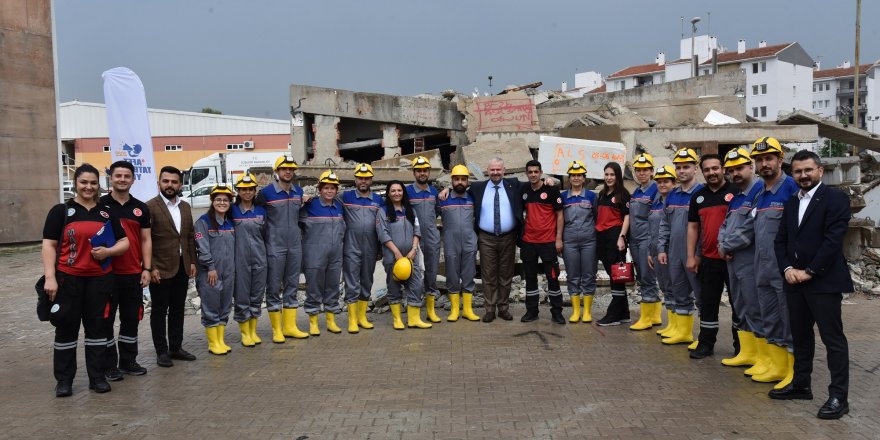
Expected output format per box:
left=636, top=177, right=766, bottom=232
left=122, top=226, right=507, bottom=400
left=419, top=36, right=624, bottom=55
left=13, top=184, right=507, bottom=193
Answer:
left=353, top=163, right=374, bottom=177
left=392, top=257, right=412, bottom=281
left=567, top=160, right=587, bottom=175
left=210, top=183, right=235, bottom=197
left=653, top=165, right=676, bottom=181
left=450, top=164, right=470, bottom=177
left=234, top=173, right=258, bottom=188
left=632, top=153, right=655, bottom=168
left=724, top=148, right=752, bottom=168
left=318, top=170, right=340, bottom=186
left=274, top=154, right=298, bottom=170
left=672, top=147, right=699, bottom=163
left=412, top=156, right=431, bottom=169
left=750, top=136, right=783, bottom=157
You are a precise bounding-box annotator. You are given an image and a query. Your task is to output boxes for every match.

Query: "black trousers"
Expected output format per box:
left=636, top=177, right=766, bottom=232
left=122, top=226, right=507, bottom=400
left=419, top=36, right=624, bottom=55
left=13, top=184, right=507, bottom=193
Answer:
left=520, top=241, right=562, bottom=312
left=696, top=257, right=728, bottom=345
left=788, top=290, right=849, bottom=399
left=104, top=273, right=144, bottom=369
left=596, top=227, right=626, bottom=293
left=52, top=272, right=113, bottom=383
left=149, top=259, right=189, bottom=355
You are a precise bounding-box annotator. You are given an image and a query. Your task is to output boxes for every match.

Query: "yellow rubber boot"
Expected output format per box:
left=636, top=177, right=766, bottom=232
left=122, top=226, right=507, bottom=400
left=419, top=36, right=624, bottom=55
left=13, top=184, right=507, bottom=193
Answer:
left=347, top=304, right=360, bottom=334
left=773, top=352, right=796, bottom=389
left=651, top=301, right=663, bottom=325
left=657, top=309, right=677, bottom=337
left=206, top=327, right=225, bottom=355
left=407, top=306, right=433, bottom=329
left=357, top=300, right=374, bottom=329
left=281, top=308, right=309, bottom=339
left=752, top=344, right=788, bottom=383
left=663, top=313, right=694, bottom=345
left=217, top=325, right=231, bottom=353
left=239, top=321, right=255, bottom=347
left=248, top=318, right=262, bottom=345
left=568, top=295, right=581, bottom=322
left=308, top=314, right=320, bottom=336
left=629, top=302, right=654, bottom=331
left=744, top=338, right=771, bottom=376
left=326, top=312, right=342, bottom=334
left=581, top=295, right=593, bottom=323
left=425, top=296, right=442, bottom=323
left=267, top=311, right=285, bottom=344
left=688, top=340, right=699, bottom=351
left=461, top=293, right=480, bottom=321
left=447, top=294, right=461, bottom=322
left=390, top=304, right=405, bottom=330
left=722, top=331, right=757, bottom=367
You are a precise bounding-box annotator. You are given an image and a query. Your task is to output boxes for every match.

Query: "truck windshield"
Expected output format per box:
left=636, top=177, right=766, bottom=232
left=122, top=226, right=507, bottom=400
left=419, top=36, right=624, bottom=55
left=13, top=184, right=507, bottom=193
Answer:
left=189, top=168, right=209, bottom=188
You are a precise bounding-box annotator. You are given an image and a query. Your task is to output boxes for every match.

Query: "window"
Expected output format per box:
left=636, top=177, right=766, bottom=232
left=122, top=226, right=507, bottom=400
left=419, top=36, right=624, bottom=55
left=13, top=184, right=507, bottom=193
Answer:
left=812, top=101, right=816, bottom=109
left=752, top=63, right=759, bottom=74
left=102, top=145, right=111, bottom=152
left=702, top=69, right=710, bottom=75
left=165, top=144, right=182, bottom=151
left=793, top=86, right=796, bottom=98
left=760, top=106, right=767, bottom=117
left=618, top=80, right=625, bottom=90
left=761, top=84, right=768, bottom=95
left=753, top=107, right=759, bottom=117
left=826, top=83, right=830, bottom=91
left=813, top=84, right=817, bottom=92
left=192, top=185, right=212, bottom=197
left=848, top=80, right=854, bottom=89
left=753, top=85, right=759, bottom=96
left=226, top=143, right=245, bottom=150
left=825, top=100, right=830, bottom=107
left=761, top=62, right=767, bottom=72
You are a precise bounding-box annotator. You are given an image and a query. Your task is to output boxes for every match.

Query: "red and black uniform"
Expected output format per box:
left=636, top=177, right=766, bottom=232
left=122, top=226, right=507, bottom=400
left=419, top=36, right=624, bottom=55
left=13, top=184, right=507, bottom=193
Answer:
left=595, top=190, right=631, bottom=308
left=521, top=184, right=563, bottom=316
left=43, top=200, right=126, bottom=386
left=687, top=182, right=736, bottom=348
left=100, top=194, right=150, bottom=372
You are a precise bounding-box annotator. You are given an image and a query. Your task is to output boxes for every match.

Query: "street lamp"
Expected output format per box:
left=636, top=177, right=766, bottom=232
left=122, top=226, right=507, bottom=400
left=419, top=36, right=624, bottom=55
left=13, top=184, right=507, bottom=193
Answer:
left=691, top=17, right=701, bottom=77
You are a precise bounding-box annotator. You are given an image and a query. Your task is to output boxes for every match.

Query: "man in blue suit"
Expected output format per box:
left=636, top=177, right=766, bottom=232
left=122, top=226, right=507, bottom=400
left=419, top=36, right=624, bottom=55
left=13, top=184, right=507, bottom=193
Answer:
left=771, top=150, right=853, bottom=420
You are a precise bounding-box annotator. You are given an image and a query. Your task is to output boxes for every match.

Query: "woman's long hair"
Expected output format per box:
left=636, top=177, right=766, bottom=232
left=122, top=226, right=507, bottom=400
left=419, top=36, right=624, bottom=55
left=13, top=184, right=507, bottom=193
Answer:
left=383, top=180, right=414, bottom=224
left=603, top=162, right=627, bottom=203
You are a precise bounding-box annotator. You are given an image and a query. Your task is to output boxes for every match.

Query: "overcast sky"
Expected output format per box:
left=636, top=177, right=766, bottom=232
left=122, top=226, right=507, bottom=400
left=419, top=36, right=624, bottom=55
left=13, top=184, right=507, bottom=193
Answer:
left=54, top=0, right=880, bottom=120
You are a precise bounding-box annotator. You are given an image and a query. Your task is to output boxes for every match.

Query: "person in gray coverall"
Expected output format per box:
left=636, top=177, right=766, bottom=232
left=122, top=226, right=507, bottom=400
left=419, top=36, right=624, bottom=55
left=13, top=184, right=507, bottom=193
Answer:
left=406, top=156, right=443, bottom=323
left=560, top=160, right=598, bottom=324
left=647, top=166, right=676, bottom=335
left=628, top=153, right=662, bottom=331
left=194, top=184, right=236, bottom=356
left=231, top=173, right=267, bottom=347
left=438, top=165, right=480, bottom=322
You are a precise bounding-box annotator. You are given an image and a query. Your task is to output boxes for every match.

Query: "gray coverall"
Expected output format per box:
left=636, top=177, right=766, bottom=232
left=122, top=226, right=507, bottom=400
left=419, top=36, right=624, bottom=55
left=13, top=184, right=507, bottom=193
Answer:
left=438, top=191, right=477, bottom=294
left=406, top=184, right=440, bottom=298
left=753, top=175, right=798, bottom=346
left=717, top=178, right=762, bottom=334
left=232, top=204, right=268, bottom=323
left=340, top=190, right=384, bottom=304
left=258, top=182, right=303, bottom=311
left=630, top=182, right=661, bottom=303
left=560, top=189, right=598, bottom=296
left=300, top=198, right=346, bottom=315
left=195, top=214, right=236, bottom=328
left=648, top=195, right=672, bottom=309
left=658, top=183, right=703, bottom=315
left=376, top=210, right=425, bottom=307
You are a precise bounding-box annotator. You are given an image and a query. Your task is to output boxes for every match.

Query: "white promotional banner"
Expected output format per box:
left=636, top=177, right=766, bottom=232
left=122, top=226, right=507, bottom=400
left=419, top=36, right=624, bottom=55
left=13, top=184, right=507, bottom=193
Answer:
left=102, top=67, right=158, bottom=201
left=536, top=135, right=627, bottom=177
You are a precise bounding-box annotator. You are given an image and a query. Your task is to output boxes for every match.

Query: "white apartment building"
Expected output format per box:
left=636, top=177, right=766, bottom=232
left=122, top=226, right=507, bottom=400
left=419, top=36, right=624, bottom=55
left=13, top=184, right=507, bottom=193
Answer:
left=813, top=62, right=871, bottom=130
left=868, top=62, right=880, bottom=134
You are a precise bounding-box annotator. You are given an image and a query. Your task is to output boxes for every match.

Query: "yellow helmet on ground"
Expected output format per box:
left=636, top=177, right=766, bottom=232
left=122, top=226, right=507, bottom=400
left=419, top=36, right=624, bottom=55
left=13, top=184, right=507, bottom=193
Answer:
left=724, top=148, right=752, bottom=168
left=450, top=164, right=470, bottom=177
left=632, top=153, right=655, bottom=168
left=750, top=137, right=783, bottom=157
left=318, top=170, right=340, bottom=186
left=234, top=173, right=258, bottom=188
left=412, top=156, right=431, bottom=169
left=392, top=257, right=412, bottom=281
left=567, top=160, right=587, bottom=175
left=354, top=163, right=374, bottom=177
left=274, top=154, right=298, bottom=170
left=672, top=147, right=699, bottom=164
left=653, top=165, right=676, bottom=181
left=210, top=183, right=235, bottom=197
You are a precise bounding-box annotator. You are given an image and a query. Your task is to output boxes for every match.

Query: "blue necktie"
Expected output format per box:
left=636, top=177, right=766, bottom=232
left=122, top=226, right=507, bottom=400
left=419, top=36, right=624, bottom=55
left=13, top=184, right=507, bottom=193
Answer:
left=493, top=185, right=501, bottom=235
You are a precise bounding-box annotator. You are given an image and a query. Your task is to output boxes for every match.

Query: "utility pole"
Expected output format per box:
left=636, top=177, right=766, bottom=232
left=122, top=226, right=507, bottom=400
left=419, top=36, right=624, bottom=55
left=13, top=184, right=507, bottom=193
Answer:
left=853, top=0, right=861, bottom=155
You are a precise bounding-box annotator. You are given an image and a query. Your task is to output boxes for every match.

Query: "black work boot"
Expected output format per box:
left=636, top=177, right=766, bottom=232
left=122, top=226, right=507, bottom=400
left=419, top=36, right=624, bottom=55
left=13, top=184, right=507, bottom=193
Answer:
left=549, top=294, right=565, bottom=324
left=598, top=296, right=625, bottom=326
left=521, top=295, right=540, bottom=322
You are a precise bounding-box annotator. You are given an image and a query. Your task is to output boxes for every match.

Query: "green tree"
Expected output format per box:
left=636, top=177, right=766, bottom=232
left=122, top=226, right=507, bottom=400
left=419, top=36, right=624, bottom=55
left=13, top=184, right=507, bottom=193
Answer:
left=201, top=107, right=222, bottom=115
left=820, top=138, right=848, bottom=157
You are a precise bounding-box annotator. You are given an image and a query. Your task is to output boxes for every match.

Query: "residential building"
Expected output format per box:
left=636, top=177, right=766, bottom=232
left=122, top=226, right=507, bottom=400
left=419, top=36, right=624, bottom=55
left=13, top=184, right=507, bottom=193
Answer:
left=868, top=61, right=880, bottom=134
left=813, top=62, right=872, bottom=130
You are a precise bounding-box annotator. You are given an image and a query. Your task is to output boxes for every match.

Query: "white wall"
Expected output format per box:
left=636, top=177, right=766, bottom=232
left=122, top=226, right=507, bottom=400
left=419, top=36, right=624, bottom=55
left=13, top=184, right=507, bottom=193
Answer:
left=665, top=62, right=692, bottom=82
left=743, top=58, right=775, bottom=120
left=679, top=35, right=717, bottom=63
left=574, top=71, right=603, bottom=90
left=605, top=77, right=631, bottom=92
left=812, top=79, right=837, bottom=118
left=865, top=65, right=880, bottom=134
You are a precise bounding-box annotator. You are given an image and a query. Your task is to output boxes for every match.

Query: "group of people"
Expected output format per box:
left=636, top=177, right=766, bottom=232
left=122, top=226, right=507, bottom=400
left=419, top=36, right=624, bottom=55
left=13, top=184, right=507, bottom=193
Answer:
left=42, top=145, right=853, bottom=420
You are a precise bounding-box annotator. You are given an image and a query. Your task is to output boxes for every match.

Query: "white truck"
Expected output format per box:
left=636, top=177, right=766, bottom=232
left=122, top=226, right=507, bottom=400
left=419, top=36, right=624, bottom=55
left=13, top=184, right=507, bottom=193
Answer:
left=183, top=151, right=286, bottom=191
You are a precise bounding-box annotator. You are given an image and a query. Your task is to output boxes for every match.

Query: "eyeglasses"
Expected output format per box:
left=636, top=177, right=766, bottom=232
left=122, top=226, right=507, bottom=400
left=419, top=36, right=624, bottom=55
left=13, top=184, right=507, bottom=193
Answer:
left=214, top=199, right=230, bottom=204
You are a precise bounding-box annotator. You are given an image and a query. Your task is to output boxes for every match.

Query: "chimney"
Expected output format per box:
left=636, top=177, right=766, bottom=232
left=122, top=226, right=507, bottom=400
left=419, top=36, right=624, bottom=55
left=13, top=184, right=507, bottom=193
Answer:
left=758, top=40, right=767, bottom=48
left=561, top=81, right=568, bottom=92
left=656, top=52, right=666, bottom=66
left=842, top=61, right=851, bottom=68
left=737, top=39, right=746, bottom=54
left=813, top=61, right=821, bottom=71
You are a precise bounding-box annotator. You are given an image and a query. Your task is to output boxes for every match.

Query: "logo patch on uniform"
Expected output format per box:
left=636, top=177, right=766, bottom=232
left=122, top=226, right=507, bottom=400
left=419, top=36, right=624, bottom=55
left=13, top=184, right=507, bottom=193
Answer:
left=540, top=192, right=548, bottom=200
left=522, top=194, right=528, bottom=200
left=611, top=197, right=616, bottom=203
left=556, top=197, right=562, bottom=204
left=724, top=193, right=734, bottom=202
left=133, top=208, right=142, bottom=217
left=696, top=196, right=704, bottom=204
left=67, top=208, right=75, bottom=217
left=194, top=232, right=203, bottom=240
left=100, top=211, right=109, bottom=218
left=51, top=304, right=60, bottom=313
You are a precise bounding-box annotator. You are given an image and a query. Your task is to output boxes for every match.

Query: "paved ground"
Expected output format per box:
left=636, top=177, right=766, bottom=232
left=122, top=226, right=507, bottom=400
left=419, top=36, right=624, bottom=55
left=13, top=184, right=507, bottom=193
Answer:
left=1, top=248, right=878, bottom=440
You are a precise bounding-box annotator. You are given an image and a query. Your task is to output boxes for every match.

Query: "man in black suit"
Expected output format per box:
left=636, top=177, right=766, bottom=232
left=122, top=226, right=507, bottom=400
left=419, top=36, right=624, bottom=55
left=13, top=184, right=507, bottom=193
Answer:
left=771, top=150, right=853, bottom=420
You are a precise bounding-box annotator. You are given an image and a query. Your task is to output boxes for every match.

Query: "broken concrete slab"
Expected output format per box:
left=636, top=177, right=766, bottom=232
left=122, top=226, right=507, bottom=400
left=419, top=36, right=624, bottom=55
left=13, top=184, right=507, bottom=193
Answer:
left=462, top=91, right=540, bottom=140
left=460, top=138, right=533, bottom=172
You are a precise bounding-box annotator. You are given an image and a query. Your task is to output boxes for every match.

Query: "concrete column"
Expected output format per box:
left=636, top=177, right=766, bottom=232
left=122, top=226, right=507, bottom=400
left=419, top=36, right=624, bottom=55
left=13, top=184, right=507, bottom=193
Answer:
left=289, top=113, right=307, bottom=163
left=381, top=124, right=400, bottom=159
left=312, top=115, right=341, bottom=165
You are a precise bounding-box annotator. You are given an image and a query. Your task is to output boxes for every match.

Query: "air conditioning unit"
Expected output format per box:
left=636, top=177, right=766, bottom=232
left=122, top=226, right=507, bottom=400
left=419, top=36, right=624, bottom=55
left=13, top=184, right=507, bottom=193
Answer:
left=243, top=140, right=255, bottom=149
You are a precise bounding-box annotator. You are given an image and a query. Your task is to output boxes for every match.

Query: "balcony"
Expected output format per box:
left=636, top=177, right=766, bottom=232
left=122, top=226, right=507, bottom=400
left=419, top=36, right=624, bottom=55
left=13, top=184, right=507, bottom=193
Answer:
left=836, top=86, right=868, bottom=97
